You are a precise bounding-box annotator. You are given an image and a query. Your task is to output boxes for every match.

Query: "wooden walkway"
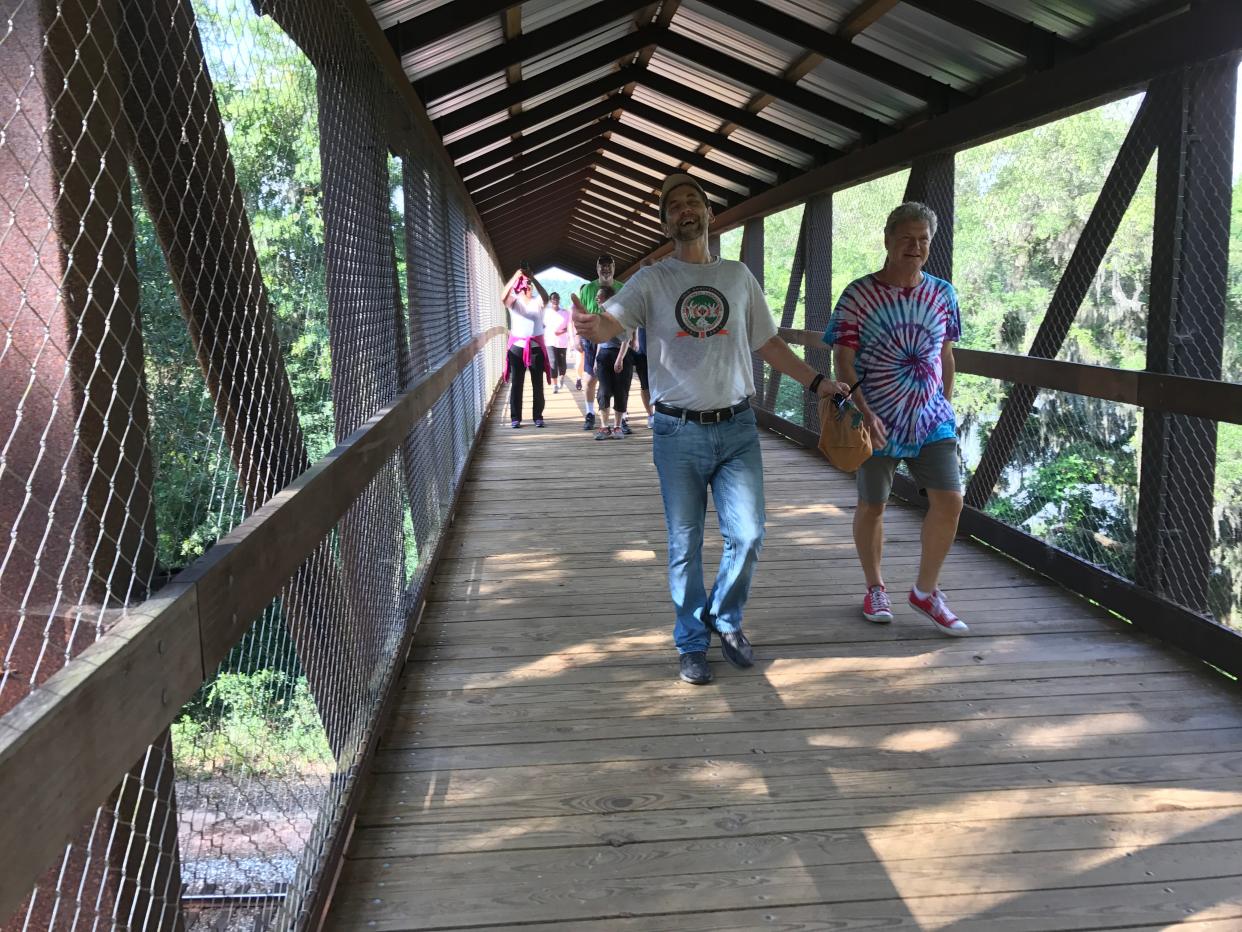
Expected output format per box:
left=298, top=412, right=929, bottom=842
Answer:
left=326, top=385, right=1242, bottom=931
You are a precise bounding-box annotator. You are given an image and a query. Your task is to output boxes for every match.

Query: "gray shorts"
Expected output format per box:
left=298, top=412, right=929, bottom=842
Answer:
left=857, top=438, right=962, bottom=503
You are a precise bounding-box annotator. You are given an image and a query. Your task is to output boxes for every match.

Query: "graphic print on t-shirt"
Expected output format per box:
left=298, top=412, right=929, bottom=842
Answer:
left=674, top=285, right=730, bottom=338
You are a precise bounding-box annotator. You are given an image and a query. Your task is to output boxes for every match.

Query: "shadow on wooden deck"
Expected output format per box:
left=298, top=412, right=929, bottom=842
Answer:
left=326, top=387, right=1242, bottom=931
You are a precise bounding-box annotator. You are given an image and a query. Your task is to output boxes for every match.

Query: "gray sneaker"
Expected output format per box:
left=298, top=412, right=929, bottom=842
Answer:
left=718, top=629, right=754, bottom=669
left=679, top=651, right=712, bottom=685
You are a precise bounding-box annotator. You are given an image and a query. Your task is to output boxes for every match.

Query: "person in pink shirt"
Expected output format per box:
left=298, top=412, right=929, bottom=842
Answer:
left=501, top=267, right=553, bottom=428
left=543, top=292, right=573, bottom=394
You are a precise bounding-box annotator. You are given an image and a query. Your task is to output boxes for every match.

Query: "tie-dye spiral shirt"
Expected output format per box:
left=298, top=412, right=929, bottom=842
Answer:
left=822, top=273, right=960, bottom=458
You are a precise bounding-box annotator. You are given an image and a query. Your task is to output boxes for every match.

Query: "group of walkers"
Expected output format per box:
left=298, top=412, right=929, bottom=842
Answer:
left=502, top=254, right=653, bottom=440
left=503, top=169, right=971, bottom=686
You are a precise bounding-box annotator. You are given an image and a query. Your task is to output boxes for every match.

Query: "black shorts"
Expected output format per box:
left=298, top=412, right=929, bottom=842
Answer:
left=594, top=347, right=635, bottom=413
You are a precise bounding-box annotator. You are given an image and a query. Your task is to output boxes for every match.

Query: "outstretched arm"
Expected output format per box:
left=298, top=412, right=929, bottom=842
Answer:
left=756, top=336, right=849, bottom=398
left=570, top=293, right=624, bottom=343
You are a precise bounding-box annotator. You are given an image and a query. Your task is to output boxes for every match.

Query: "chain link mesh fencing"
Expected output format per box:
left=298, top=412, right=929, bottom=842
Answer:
left=750, top=56, right=1241, bottom=633
left=1, top=0, right=502, bottom=928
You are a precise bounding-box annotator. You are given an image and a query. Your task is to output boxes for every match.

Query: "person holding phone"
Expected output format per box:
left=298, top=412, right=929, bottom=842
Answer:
left=501, top=265, right=551, bottom=428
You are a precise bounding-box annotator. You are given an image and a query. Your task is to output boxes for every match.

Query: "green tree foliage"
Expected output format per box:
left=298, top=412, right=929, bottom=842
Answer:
left=136, top=0, right=333, bottom=570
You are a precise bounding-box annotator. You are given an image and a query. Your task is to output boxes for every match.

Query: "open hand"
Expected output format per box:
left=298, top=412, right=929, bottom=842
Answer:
left=570, top=294, right=598, bottom=340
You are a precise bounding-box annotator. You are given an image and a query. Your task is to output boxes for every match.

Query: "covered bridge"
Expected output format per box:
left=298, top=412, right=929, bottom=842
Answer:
left=2, top=0, right=1241, bottom=929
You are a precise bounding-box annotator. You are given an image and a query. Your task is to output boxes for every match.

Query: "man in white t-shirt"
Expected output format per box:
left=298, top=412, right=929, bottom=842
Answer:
left=573, top=173, right=848, bottom=685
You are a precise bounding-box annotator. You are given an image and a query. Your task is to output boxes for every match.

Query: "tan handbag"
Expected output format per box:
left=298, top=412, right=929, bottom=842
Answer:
left=817, top=382, right=872, bottom=471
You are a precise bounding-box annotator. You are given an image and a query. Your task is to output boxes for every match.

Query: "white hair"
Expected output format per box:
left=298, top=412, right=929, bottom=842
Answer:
left=884, top=201, right=938, bottom=239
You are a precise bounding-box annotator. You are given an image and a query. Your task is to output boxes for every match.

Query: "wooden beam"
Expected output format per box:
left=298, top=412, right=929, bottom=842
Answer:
left=607, top=126, right=758, bottom=191
left=445, top=73, right=634, bottom=161
left=465, top=137, right=605, bottom=196
left=1136, top=59, right=1236, bottom=613
left=434, top=28, right=659, bottom=136
left=903, top=152, right=955, bottom=280
left=837, top=0, right=899, bottom=40
left=384, top=0, right=516, bottom=58
left=415, top=0, right=652, bottom=104
left=484, top=186, right=589, bottom=234
left=637, top=69, right=837, bottom=159
left=659, top=31, right=886, bottom=139
left=477, top=164, right=594, bottom=214
left=779, top=329, right=1242, bottom=426
left=903, top=0, right=1071, bottom=67
left=458, top=117, right=620, bottom=181
left=964, top=85, right=1163, bottom=509
left=705, top=0, right=963, bottom=105
left=567, top=210, right=659, bottom=253
left=622, top=98, right=793, bottom=177
left=602, top=141, right=739, bottom=207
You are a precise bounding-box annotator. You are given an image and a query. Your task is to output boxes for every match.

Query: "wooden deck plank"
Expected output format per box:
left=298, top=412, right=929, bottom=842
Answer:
left=325, top=388, right=1242, bottom=931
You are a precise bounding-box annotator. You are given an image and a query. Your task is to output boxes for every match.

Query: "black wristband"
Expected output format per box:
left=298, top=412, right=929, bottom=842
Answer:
left=807, top=373, right=825, bottom=395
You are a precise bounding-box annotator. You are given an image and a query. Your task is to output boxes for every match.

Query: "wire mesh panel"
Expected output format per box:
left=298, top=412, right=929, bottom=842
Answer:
left=1, top=0, right=502, bottom=929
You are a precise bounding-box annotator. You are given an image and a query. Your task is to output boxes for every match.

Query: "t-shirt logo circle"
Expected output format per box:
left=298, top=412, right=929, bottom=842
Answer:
left=675, top=286, right=731, bottom=339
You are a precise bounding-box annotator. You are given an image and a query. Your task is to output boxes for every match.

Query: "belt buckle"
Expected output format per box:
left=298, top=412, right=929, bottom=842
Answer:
left=701, top=410, right=719, bottom=424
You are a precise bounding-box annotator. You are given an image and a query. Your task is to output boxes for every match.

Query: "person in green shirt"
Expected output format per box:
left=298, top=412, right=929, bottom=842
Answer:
left=576, top=254, right=624, bottom=431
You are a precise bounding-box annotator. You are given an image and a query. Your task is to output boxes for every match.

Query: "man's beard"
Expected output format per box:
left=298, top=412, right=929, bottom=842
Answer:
left=672, top=216, right=705, bottom=241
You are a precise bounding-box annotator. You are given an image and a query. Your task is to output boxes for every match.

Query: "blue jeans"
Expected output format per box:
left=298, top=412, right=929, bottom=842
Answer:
left=652, top=407, right=765, bottom=654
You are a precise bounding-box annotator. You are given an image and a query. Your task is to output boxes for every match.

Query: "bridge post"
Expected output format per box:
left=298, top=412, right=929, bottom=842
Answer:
left=741, top=218, right=766, bottom=399
left=1135, top=59, right=1236, bottom=613
left=0, top=1, right=182, bottom=928
left=803, top=194, right=834, bottom=430
left=903, top=152, right=955, bottom=281
left=762, top=208, right=807, bottom=412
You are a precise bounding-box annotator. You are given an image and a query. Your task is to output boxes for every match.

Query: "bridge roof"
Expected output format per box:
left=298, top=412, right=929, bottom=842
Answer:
left=368, top=0, right=1179, bottom=277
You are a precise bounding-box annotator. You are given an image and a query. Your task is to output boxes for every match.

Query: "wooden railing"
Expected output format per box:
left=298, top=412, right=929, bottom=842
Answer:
left=0, top=327, right=505, bottom=921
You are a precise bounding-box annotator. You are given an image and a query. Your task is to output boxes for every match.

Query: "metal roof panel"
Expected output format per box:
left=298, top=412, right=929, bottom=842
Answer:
left=855, top=5, right=1023, bottom=89
left=671, top=1, right=799, bottom=76
left=403, top=19, right=503, bottom=82
left=801, top=59, right=924, bottom=124
left=646, top=51, right=756, bottom=107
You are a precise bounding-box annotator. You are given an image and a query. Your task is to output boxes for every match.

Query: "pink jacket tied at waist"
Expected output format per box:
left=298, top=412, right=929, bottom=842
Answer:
left=502, top=334, right=554, bottom=384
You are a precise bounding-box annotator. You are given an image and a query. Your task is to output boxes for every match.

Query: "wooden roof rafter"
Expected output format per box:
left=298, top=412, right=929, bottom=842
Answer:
left=703, top=0, right=966, bottom=108
left=444, top=76, right=631, bottom=161
left=457, top=115, right=620, bottom=181
left=465, top=137, right=607, bottom=197
left=433, top=27, right=660, bottom=136
left=414, top=0, right=654, bottom=105
left=658, top=32, right=886, bottom=141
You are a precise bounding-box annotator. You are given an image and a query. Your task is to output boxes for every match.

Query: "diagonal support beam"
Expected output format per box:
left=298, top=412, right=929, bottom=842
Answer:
left=963, top=86, right=1164, bottom=509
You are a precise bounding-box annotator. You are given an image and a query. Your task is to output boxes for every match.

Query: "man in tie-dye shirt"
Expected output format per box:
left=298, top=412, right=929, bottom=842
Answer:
left=823, top=202, right=970, bottom=637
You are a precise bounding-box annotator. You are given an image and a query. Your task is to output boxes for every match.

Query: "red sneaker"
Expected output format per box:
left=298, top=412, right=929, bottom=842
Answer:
left=909, top=588, right=970, bottom=637
left=862, top=585, right=893, bottom=623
